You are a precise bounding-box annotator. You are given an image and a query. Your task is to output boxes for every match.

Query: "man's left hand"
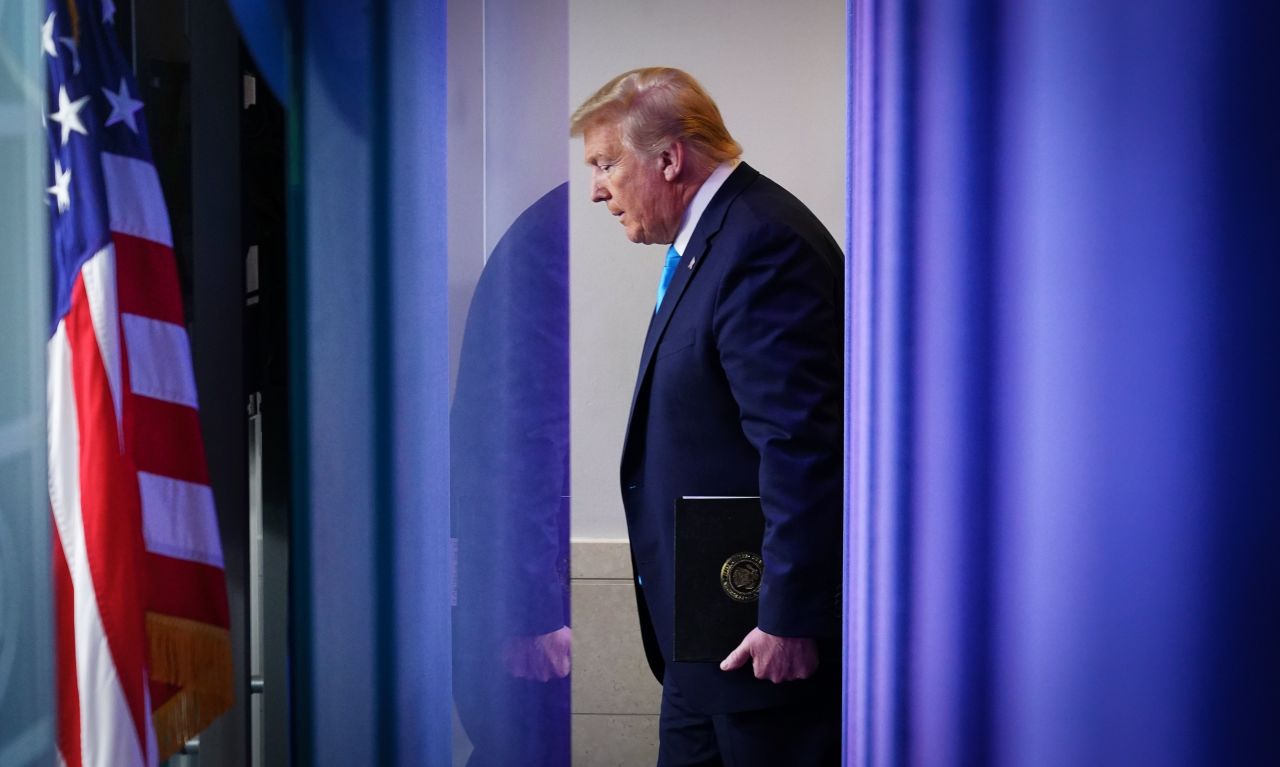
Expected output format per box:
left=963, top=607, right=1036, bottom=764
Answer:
left=719, top=627, right=818, bottom=683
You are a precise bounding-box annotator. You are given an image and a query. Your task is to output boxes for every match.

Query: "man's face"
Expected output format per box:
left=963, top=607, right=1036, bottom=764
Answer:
left=583, top=122, right=681, bottom=245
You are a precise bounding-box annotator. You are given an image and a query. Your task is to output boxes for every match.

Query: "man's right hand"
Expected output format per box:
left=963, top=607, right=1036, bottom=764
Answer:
left=720, top=627, right=818, bottom=683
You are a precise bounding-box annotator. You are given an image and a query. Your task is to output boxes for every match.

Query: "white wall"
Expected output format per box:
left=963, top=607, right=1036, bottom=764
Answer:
left=569, top=0, right=848, bottom=539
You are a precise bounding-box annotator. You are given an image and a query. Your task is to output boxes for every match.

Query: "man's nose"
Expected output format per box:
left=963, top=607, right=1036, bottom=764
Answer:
left=590, top=171, right=610, bottom=203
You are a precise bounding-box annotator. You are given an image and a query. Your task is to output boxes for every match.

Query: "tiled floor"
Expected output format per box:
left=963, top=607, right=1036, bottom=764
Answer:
left=572, top=540, right=662, bottom=766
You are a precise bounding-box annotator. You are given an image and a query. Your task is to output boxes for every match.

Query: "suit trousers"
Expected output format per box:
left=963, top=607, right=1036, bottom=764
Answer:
left=656, top=668, right=841, bottom=767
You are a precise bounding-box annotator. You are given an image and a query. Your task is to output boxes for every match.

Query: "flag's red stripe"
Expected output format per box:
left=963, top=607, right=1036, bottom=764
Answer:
left=53, top=518, right=84, bottom=767
left=114, top=232, right=184, bottom=324
left=129, top=396, right=211, bottom=485
left=67, top=277, right=150, bottom=757
left=146, top=553, right=232, bottom=629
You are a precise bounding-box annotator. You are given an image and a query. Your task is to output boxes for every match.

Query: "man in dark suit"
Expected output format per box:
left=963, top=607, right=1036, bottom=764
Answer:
left=571, top=68, right=844, bottom=765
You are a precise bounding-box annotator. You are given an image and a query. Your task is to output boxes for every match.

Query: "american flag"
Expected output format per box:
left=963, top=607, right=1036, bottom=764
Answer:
left=43, top=1, right=234, bottom=764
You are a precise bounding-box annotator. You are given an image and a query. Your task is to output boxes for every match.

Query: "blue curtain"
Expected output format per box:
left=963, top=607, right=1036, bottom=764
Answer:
left=846, top=0, right=1280, bottom=765
left=284, top=1, right=452, bottom=764
left=223, top=0, right=287, bottom=98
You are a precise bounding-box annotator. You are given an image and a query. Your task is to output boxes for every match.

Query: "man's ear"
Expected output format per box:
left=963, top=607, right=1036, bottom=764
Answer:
left=659, top=140, right=685, bottom=182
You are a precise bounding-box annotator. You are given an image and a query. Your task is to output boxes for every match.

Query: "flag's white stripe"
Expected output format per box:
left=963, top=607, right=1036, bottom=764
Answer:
left=100, top=152, right=173, bottom=247
left=137, top=472, right=224, bottom=568
left=48, top=322, right=148, bottom=767
left=121, top=313, right=199, bottom=408
left=81, top=245, right=123, bottom=445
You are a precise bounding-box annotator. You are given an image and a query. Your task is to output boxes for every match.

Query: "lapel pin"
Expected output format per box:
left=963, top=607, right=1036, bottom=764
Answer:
left=688, top=256, right=696, bottom=269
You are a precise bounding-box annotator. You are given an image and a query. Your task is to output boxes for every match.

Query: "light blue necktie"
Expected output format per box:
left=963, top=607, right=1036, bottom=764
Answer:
left=655, top=245, right=681, bottom=311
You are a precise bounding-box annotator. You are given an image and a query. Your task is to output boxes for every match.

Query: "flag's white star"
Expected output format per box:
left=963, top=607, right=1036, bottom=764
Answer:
left=103, top=0, right=117, bottom=25
left=49, top=86, right=90, bottom=145
left=102, top=78, right=144, bottom=133
left=58, top=35, right=82, bottom=75
left=42, top=13, right=58, bottom=58
left=48, top=157, right=72, bottom=213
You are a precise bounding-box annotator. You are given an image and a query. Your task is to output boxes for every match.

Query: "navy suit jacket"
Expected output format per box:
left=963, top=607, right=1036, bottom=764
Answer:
left=620, top=163, right=844, bottom=713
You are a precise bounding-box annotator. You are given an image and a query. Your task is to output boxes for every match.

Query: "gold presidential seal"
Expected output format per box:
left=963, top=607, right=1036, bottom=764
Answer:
left=720, top=552, right=764, bottom=603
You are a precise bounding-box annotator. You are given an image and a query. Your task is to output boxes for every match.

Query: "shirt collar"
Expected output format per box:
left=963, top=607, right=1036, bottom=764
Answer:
left=671, top=160, right=738, bottom=257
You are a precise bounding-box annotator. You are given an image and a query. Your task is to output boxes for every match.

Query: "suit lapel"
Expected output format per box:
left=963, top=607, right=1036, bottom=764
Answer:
left=623, top=163, right=761, bottom=441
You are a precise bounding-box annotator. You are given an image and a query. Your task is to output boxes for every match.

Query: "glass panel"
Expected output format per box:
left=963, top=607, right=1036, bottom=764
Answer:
left=448, top=0, right=571, bottom=763
left=0, top=0, right=53, bottom=763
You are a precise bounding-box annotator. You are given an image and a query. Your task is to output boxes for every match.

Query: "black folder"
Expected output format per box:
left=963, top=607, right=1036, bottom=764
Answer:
left=673, top=496, right=765, bottom=662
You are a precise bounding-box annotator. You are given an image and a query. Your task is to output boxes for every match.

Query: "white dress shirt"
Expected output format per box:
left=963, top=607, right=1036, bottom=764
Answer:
left=671, top=160, right=739, bottom=257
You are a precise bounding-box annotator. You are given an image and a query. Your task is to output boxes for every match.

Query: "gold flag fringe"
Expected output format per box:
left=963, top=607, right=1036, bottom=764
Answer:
left=146, top=612, right=235, bottom=761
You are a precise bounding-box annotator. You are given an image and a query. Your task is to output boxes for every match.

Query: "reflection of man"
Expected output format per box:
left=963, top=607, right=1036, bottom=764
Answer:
left=451, top=184, right=570, bottom=766
left=571, top=68, right=843, bottom=764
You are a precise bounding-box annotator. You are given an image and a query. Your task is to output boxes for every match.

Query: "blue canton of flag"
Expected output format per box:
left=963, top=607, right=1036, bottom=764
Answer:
left=45, top=0, right=147, bottom=335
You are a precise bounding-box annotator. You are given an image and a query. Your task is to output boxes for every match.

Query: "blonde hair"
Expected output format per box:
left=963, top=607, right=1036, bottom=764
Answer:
left=570, top=67, right=742, bottom=166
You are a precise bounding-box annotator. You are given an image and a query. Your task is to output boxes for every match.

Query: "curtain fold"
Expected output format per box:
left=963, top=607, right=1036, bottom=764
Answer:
left=845, top=0, right=1280, bottom=764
